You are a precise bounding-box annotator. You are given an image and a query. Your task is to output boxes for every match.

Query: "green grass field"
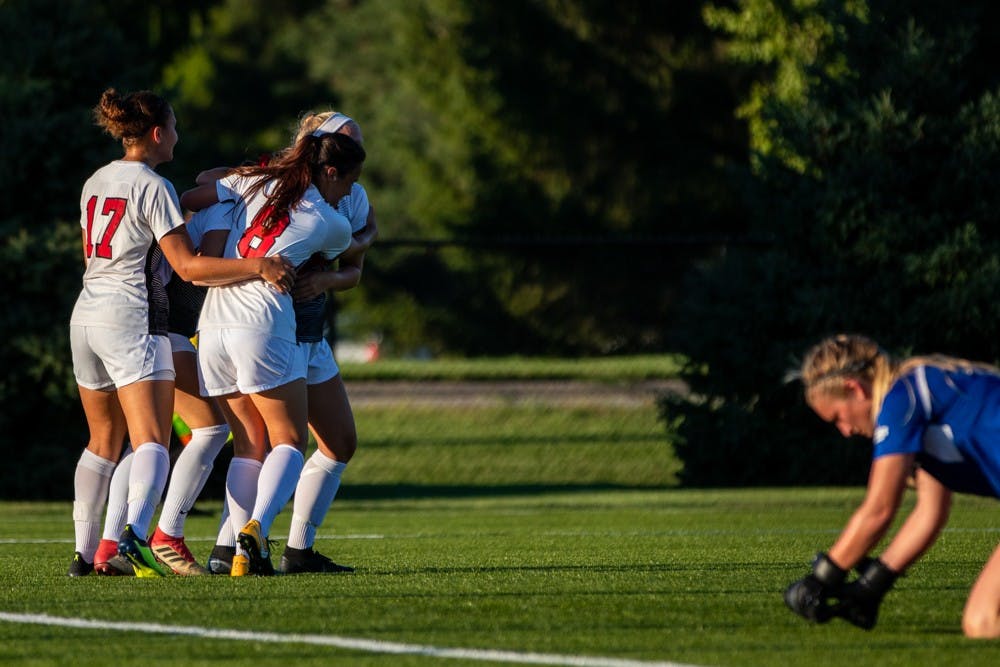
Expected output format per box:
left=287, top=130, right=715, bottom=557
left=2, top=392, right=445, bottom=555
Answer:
left=1, top=490, right=999, bottom=666
left=3, top=358, right=999, bottom=664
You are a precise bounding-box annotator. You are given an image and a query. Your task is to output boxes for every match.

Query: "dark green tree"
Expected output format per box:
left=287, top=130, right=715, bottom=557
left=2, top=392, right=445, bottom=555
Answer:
left=665, top=0, right=1000, bottom=486
left=289, top=0, right=748, bottom=354
left=0, top=0, right=218, bottom=497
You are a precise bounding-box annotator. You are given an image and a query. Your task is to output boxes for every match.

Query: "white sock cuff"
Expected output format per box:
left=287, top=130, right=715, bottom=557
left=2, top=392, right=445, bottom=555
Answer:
left=133, top=441, right=170, bottom=461
left=78, top=449, right=117, bottom=476
left=190, top=423, right=230, bottom=438
left=309, top=450, right=347, bottom=474
left=230, top=456, right=264, bottom=472
left=273, top=444, right=305, bottom=463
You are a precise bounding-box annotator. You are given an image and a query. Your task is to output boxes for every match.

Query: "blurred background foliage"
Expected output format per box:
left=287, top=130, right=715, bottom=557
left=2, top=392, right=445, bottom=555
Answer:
left=2, top=0, right=999, bottom=495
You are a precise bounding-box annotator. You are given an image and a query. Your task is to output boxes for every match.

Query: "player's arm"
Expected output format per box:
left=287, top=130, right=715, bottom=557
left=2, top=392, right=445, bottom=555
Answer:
left=195, top=167, right=233, bottom=185
left=834, top=464, right=946, bottom=630
left=187, top=228, right=240, bottom=286
left=878, top=467, right=951, bottom=571
left=80, top=229, right=89, bottom=266
left=827, top=452, right=913, bottom=570
left=179, top=183, right=220, bottom=213
left=159, top=226, right=293, bottom=292
left=292, top=206, right=377, bottom=301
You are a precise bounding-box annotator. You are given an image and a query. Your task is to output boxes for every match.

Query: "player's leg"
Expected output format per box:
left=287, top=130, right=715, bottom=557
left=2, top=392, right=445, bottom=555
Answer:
left=282, top=372, right=356, bottom=574
left=219, top=392, right=268, bottom=575
left=151, top=344, right=229, bottom=575
left=69, top=385, right=127, bottom=576
left=94, top=445, right=134, bottom=575
left=114, top=371, right=175, bottom=577
left=237, top=379, right=309, bottom=576
left=963, top=543, right=1000, bottom=638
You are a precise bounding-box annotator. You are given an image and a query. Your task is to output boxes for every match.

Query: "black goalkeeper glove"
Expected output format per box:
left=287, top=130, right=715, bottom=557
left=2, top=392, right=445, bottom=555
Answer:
left=784, top=552, right=847, bottom=624
left=836, top=557, right=898, bottom=630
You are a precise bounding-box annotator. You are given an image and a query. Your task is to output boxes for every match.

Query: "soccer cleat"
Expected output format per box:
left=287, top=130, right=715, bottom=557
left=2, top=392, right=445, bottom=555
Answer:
left=96, top=554, right=136, bottom=576
left=230, top=553, right=251, bottom=577
left=117, top=524, right=169, bottom=578
left=67, top=552, right=93, bottom=577
left=236, top=519, right=275, bottom=576
left=279, top=546, right=355, bottom=574
left=208, top=544, right=236, bottom=575
left=150, top=527, right=208, bottom=576
left=94, top=538, right=134, bottom=576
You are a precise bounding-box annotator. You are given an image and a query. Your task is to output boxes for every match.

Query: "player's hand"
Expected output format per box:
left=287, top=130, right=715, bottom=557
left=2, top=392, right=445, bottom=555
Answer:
left=259, top=256, right=295, bottom=293
left=292, top=270, right=326, bottom=301
left=836, top=557, right=898, bottom=630
left=784, top=552, right=847, bottom=624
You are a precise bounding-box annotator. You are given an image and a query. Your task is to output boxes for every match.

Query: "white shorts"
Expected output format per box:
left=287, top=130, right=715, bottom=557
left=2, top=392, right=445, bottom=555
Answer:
left=197, top=328, right=307, bottom=396
left=71, top=325, right=175, bottom=390
left=303, top=340, right=341, bottom=385
left=168, top=332, right=197, bottom=355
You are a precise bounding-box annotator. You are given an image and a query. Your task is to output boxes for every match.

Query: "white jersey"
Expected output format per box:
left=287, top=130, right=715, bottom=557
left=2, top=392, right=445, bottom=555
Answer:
left=70, top=160, right=186, bottom=335
left=157, top=201, right=237, bottom=286
left=197, top=174, right=353, bottom=341
left=163, top=202, right=237, bottom=338
left=340, top=182, right=370, bottom=233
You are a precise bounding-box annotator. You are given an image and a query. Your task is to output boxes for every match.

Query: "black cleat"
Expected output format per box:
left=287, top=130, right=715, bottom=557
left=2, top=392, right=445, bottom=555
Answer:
left=279, top=546, right=354, bottom=574
left=207, top=544, right=236, bottom=575
left=68, top=552, right=94, bottom=577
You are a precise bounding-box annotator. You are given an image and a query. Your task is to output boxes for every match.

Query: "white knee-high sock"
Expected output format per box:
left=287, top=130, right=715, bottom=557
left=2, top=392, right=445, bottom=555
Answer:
left=226, top=457, right=262, bottom=550
left=251, top=444, right=305, bottom=536
left=287, top=451, right=347, bottom=550
left=215, top=499, right=234, bottom=548
left=73, top=449, right=117, bottom=560
left=125, top=443, right=170, bottom=541
left=157, top=424, right=230, bottom=537
left=101, top=448, right=132, bottom=541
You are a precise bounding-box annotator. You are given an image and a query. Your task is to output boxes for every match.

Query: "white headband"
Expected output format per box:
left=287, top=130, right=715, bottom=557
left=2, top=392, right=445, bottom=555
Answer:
left=311, top=113, right=352, bottom=137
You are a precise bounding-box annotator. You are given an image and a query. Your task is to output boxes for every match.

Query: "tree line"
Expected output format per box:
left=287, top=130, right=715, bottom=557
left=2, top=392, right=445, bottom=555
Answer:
left=2, top=0, right=998, bottom=494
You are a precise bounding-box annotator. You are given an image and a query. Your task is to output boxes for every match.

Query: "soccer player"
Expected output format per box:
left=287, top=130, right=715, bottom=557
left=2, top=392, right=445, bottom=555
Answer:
left=280, top=111, right=375, bottom=574
left=179, top=129, right=366, bottom=576
left=785, top=333, right=1000, bottom=637
left=68, top=88, right=294, bottom=577
left=200, top=111, right=377, bottom=575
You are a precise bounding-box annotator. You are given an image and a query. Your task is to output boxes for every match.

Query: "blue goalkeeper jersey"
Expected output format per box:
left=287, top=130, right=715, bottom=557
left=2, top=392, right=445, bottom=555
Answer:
left=874, top=365, right=1000, bottom=498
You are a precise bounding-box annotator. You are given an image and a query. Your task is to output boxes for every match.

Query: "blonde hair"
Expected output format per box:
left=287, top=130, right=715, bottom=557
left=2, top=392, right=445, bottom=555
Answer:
left=294, top=110, right=364, bottom=145
left=801, top=333, right=1000, bottom=423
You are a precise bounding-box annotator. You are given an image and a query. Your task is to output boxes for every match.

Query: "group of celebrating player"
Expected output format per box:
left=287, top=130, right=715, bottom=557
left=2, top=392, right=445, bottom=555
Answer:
left=63, top=85, right=1000, bottom=635
left=67, top=87, right=374, bottom=578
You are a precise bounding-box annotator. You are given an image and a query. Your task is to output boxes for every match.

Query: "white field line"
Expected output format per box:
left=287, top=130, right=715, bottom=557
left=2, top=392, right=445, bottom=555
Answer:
left=0, top=612, right=706, bottom=667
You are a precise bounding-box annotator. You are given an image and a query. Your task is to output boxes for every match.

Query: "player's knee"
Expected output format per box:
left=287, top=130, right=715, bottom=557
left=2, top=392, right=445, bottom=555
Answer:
left=317, top=432, right=356, bottom=462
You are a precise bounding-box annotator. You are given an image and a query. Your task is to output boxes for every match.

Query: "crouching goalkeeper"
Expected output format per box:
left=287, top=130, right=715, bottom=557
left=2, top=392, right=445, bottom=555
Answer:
left=784, top=334, right=1000, bottom=638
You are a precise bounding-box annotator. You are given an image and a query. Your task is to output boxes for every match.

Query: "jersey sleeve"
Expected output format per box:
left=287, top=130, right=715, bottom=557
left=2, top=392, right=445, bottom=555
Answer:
left=142, top=177, right=187, bottom=241
left=320, top=208, right=353, bottom=260
left=344, top=183, right=370, bottom=234
left=216, top=174, right=247, bottom=204
left=873, top=376, right=925, bottom=458
left=184, top=202, right=235, bottom=249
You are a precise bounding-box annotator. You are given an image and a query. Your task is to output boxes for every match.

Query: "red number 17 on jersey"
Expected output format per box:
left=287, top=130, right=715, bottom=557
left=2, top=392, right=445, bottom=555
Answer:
left=84, top=195, right=127, bottom=259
